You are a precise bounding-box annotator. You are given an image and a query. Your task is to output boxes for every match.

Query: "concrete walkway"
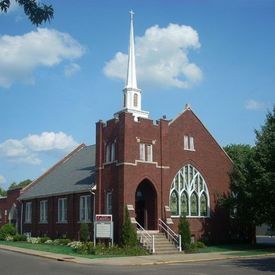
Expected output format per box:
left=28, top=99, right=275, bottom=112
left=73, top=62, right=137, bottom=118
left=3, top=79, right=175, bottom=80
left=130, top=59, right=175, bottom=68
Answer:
left=0, top=244, right=274, bottom=266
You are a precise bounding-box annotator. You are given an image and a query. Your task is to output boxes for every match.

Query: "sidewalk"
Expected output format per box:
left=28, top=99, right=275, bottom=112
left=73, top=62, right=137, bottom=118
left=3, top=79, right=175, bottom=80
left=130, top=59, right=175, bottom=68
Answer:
left=0, top=244, right=275, bottom=266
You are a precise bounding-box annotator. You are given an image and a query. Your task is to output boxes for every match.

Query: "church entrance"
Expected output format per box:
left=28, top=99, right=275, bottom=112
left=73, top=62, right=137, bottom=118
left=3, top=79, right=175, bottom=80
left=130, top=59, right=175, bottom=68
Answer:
left=135, top=179, right=157, bottom=230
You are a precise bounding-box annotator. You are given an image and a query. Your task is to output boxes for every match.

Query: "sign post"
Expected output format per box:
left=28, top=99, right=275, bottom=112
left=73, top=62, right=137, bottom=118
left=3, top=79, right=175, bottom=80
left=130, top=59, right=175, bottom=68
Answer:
left=94, top=214, right=113, bottom=247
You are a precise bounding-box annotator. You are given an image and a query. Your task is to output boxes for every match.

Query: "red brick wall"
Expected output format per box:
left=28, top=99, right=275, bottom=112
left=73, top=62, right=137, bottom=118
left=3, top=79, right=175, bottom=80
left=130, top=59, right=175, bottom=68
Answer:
left=22, top=192, right=93, bottom=240
left=96, top=109, right=232, bottom=243
left=0, top=188, right=22, bottom=229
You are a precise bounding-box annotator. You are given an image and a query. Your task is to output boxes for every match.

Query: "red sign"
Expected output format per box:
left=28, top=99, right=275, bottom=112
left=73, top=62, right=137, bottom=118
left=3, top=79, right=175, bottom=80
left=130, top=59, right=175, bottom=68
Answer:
left=96, top=214, right=112, bottom=222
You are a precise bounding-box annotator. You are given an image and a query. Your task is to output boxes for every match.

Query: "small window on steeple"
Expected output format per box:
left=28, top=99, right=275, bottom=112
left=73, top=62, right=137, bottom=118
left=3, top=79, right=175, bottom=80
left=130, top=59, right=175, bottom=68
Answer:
left=124, top=94, right=126, bottom=108
left=133, top=93, right=138, bottom=107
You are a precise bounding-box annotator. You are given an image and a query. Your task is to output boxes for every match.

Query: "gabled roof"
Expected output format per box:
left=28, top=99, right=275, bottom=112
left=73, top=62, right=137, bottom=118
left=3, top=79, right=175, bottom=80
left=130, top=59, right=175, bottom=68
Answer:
left=169, top=105, right=233, bottom=163
left=19, top=144, right=96, bottom=200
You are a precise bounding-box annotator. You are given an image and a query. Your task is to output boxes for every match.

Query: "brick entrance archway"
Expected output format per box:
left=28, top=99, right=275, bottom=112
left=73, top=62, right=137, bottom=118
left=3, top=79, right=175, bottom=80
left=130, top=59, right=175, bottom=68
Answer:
left=135, top=179, right=157, bottom=230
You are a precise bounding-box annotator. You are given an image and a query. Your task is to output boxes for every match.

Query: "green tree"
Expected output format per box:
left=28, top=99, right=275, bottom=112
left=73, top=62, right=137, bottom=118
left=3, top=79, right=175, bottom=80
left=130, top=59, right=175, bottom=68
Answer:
left=253, top=107, right=275, bottom=227
left=80, top=223, right=89, bottom=242
left=178, top=215, right=191, bottom=249
left=121, top=206, right=137, bottom=247
left=0, top=187, right=7, bottom=197
left=8, top=179, right=32, bottom=190
left=223, top=144, right=257, bottom=242
left=0, top=0, right=53, bottom=25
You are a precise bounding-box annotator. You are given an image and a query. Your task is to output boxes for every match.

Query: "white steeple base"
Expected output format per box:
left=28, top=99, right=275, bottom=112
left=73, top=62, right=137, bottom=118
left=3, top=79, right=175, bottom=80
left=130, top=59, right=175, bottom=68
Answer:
left=114, top=108, right=149, bottom=121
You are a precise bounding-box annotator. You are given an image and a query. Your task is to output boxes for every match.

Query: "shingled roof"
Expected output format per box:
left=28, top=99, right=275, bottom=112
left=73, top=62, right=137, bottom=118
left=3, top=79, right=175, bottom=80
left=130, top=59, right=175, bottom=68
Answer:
left=19, top=144, right=95, bottom=200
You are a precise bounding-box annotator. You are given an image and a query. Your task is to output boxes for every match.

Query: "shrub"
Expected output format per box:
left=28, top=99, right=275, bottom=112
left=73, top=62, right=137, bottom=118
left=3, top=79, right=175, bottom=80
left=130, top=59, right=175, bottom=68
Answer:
left=27, top=237, right=41, bottom=244
left=196, top=241, right=206, bottom=249
left=121, top=206, right=137, bottom=247
left=0, top=224, right=16, bottom=240
left=5, top=235, right=14, bottom=241
left=45, top=239, right=53, bottom=244
left=178, top=215, right=191, bottom=250
left=54, top=238, right=71, bottom=246
left=67, top=241, right=83, bottom=249
left=40, top=237, right=50, bottom=243
left=80, top=223, right=89, bottom=242
left=13, top=234, right=27, bottom=242
left=68, top=241, right=94, bottom=254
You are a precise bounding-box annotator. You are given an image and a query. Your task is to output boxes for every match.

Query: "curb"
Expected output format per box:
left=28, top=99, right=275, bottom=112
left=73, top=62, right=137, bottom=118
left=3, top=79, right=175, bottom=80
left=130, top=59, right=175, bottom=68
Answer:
left=0, top=245, right=79, bottom=264
left=135, top=253, right=275, bottom=266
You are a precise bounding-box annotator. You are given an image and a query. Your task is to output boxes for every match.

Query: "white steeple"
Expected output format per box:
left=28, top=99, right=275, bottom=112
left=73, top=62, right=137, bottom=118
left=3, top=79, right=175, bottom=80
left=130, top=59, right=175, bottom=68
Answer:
left=115, top=11, right=149, bottom=121
left=125, top=10, right=137, bottom=90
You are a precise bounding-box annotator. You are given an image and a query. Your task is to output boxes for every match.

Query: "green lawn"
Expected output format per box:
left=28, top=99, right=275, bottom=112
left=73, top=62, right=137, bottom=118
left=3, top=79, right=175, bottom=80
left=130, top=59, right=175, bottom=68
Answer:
left=0, top=241, right=118, bottom=259
left=198, top=243, right=275, bottom=256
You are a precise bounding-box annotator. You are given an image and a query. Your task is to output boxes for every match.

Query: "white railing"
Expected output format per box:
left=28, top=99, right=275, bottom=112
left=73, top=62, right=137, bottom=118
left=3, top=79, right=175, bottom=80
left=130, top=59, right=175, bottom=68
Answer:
left=158, top=218, right=182, bottom=252
left=136, top=221, right=155, bottom=253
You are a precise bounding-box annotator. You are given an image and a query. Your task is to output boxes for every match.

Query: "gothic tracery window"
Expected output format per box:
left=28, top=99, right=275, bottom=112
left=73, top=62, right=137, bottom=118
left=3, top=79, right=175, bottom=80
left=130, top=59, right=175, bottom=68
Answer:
left=169, top=164, right=210, bottom=217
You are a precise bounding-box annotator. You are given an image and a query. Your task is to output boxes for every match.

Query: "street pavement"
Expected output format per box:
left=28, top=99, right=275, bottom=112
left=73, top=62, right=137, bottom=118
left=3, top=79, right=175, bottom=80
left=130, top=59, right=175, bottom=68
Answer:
left=0, top=244, right=275, bottom=266
left=0, top=248, right=275, bottom=275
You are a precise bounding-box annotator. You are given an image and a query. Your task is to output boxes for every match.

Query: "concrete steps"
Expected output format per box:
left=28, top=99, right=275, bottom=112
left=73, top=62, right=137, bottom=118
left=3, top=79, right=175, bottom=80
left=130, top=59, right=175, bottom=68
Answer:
left=138, top=231, right=180, bottom=255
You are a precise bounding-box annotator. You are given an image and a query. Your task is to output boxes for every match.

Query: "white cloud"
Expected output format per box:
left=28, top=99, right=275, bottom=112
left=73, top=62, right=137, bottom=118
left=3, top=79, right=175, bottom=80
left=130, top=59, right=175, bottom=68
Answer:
left=0, top=175, right=6, bottom=184
left=0, top=28, right=85, bottom=88
left=0, top=131, right=78, bottom=165
left=103, top=23, right=202, bottom=89
left=64, top=62, right=81, bottom=77
left=24, top=132, right=78, bottom=151
left=245, top=99, right=266, bottom=110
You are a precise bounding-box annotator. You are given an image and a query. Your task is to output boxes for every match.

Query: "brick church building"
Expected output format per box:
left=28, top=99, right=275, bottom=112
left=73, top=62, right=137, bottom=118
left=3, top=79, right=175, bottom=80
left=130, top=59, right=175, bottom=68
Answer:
left=1, top=12, right=232, bottom=244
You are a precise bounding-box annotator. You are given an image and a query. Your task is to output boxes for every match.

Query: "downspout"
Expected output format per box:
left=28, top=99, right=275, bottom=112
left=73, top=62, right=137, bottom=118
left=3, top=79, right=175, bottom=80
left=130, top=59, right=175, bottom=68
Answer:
left=160, top=120, right=163, bottom=221
left=20, top=201, right=23, bottom=234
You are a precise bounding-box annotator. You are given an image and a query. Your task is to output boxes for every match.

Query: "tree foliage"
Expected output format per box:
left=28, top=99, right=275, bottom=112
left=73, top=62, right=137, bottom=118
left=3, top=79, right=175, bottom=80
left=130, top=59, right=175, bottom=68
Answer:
left=253, top=107, right=275, bottom=227
left=223, top=144, right=256, bottom=241
left=223, top=107, right=275, bottom=241
left=0, top=0, right=53, bottom=25
left=8, top=179, right=32, bottom=190
left=121, top=206, right=137, bottom=247
left=80, top=223, right=89, bottom=242
left=0, top=187, right=7, bottom=197
left=178, top=215, right=191, bottom=249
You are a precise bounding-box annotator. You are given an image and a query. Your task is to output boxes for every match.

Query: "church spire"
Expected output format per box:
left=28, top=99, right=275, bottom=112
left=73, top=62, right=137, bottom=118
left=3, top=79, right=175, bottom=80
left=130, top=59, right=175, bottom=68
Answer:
left=116, top=11, right=149, bottom=121
left=125, top=10, right=138, bottom=90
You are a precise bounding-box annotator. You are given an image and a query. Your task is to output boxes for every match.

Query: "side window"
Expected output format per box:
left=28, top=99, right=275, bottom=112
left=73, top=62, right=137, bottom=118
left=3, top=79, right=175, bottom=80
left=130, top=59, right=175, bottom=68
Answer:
left=184, top=135, right=195, bottom=151
left=105, top=142, right=116, bottom=163
left=139, top=143, right=153, bottom=162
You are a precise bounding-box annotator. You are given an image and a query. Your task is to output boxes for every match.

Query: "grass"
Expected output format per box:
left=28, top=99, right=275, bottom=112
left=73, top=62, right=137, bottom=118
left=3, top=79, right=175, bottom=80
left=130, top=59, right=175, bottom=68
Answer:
left=0, top=241, right=146, bottom=259
left=198, top=243, right=275, bottom=256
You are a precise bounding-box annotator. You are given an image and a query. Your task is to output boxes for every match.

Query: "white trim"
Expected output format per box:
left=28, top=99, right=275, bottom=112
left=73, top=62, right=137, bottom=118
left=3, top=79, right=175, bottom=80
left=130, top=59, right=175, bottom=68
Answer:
left=39, top=200, right=48, bottom=223
left=115, top=160, right=170, bottom=169
left=79, top=195, right=91, bottom=223
left=24, top=202, right=32, bottom=223
left=57, top=198, right=67, bottom=223
left=169, top=164, right=210, bottom=217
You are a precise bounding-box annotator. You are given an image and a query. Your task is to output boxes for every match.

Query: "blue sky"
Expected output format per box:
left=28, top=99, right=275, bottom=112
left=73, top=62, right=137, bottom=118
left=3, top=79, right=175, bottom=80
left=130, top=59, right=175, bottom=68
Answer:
left=0, top=0, right=274, bottom=189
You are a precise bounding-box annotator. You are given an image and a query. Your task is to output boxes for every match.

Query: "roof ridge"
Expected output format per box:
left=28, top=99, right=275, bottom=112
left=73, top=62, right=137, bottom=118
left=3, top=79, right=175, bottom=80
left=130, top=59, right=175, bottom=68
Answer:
left=20, top=143, right=86, bottom=194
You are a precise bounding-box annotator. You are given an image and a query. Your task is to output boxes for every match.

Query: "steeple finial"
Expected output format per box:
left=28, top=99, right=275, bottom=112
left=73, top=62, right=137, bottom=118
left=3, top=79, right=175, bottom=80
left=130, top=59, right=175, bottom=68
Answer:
left=125, top=10, right=137, bottom=89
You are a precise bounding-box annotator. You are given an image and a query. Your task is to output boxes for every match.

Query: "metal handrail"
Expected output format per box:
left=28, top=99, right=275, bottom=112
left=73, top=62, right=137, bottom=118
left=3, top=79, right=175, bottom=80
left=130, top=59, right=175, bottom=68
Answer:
left=158, top=218, right=182, bottom=252
left=136, top=221, right=155, bottom=253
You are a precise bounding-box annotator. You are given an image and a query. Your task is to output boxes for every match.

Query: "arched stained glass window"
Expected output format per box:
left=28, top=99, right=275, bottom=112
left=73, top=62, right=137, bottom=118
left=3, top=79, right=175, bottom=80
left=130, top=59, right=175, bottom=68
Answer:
left=170, top=191, right=178, bottom=216
left=180, top=192, right=188, bottom=216
left=200, top=192, right=207, bottom=216
left=191, top=192, right=198, bottom=216
left=169, top=164, right=210, bottom=217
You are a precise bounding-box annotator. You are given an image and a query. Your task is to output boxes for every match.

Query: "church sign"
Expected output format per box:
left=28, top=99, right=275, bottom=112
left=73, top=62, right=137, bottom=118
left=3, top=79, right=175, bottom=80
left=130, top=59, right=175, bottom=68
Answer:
left=94, top=214, right=113, bottom=246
